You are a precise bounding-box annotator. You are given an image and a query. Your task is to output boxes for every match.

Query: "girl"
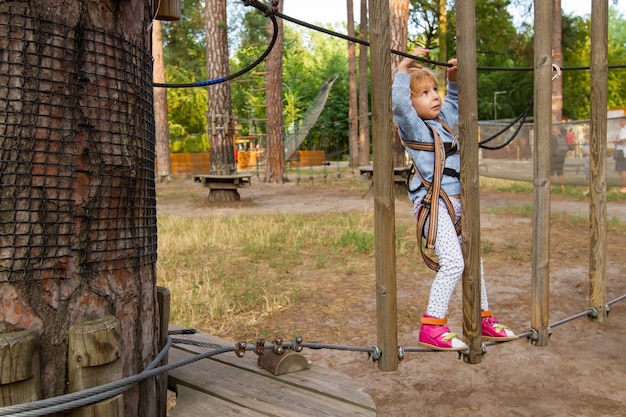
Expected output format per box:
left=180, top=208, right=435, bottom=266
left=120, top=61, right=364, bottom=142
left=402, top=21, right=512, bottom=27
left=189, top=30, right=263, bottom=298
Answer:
left=392, top=49, right=516, bottom=351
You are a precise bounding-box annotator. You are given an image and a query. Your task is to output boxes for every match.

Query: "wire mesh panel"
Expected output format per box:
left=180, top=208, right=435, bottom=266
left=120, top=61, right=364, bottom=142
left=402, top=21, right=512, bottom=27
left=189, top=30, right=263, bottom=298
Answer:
left=0, top=11, right=156, bottom=285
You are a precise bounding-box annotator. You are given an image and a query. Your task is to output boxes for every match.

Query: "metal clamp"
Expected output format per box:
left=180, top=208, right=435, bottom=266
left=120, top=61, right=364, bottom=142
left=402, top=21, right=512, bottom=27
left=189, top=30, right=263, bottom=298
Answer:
left=255, top=338, right=265, bottom=356
left=397, top=346, right=405, bottom=361
left=292, top=336, right=303, bottom=352
left=235, top=341, right=247, bottom=358
left=273, top=337, right=284, bottom=355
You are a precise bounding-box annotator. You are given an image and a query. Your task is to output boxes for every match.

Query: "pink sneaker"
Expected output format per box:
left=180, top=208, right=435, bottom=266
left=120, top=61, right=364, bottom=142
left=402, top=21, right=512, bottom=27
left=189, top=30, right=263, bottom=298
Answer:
left=419, top=315, right=468, bottom=351
left=481, top=311, right=517, bottom=341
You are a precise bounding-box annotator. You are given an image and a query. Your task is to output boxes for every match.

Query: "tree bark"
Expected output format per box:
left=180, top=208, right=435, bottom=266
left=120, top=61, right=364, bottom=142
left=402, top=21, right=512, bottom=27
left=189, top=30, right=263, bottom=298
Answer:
left=206, top=0, right=238, bottom=201
left=153, top=19, right=172, bottom=180
left=438, top=0, right=448, bottom=96
left=0, top=1, right=159, bottom=415
left=552, top=0, right=563, bottom=122
left=265, top=2, right=285, bottom=183
left=358, top=0, right=371, bottom=165
left=390, top=0, right=410, bottom=167
left=348, top=0, right=359, bottom=168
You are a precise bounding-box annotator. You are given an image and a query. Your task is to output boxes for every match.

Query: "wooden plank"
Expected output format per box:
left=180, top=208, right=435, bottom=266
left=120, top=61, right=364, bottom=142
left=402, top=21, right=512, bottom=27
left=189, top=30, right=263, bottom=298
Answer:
left=168, top=328, right=375, bottom=409
left=167, top=347, right=376, bottom=416
left=170, top=385, right=265, bottom=416
left=193, top=174, right=252, bottom=189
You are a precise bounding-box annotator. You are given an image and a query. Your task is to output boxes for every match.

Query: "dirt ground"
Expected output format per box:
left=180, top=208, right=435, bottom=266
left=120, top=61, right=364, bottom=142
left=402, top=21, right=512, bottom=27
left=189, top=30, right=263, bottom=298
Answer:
left=157, top=172, right=626, bottom=417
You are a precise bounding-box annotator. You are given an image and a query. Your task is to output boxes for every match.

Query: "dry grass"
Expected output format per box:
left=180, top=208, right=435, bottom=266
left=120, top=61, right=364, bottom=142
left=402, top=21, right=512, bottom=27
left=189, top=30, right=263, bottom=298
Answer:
left=156, top=208, right=414, bottom=337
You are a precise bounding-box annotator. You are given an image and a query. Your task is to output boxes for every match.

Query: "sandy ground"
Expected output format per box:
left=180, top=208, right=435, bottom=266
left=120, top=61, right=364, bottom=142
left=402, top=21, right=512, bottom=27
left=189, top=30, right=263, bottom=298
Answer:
left=157, top=172, right=626, bottom=417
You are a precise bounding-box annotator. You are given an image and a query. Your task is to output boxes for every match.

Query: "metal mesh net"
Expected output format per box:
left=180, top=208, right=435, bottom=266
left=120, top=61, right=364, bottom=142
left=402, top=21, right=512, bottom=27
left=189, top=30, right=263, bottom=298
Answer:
left=0, top=11, right=156, bottom=283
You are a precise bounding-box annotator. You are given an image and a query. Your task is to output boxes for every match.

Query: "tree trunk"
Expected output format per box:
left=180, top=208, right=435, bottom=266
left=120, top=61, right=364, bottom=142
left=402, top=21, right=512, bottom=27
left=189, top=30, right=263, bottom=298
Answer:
left=206, top=0, right=238, bottom=200
left=0, top=1, right=160, bottom=416
left=153, top=19, right=172, bottom=180
left=348, top=0, right=359, bottom=168
left=358, top=0, right=371, bottom=165
left=552, top=0, right=563, bottom=122
left=390, top=0, right=410, bottom=167
left=265, top=3, right=285, bottom=183
left=438, top=0, right=448, bottom=95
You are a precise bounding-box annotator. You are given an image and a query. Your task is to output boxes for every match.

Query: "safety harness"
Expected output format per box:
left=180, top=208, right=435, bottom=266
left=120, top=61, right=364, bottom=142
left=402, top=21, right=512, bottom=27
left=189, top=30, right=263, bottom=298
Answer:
left=401, top=120, right=461, bottom=271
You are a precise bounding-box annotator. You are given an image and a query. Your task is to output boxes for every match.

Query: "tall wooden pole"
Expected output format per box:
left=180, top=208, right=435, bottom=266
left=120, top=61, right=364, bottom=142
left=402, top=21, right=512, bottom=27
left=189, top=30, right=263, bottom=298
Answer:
left=369, top=0, right=398, bottom=371
left=531, top=0, right=553, bottom=347
left=456, top=0, right=483, bottom=364
left=589, top=0, right=608, bottom=322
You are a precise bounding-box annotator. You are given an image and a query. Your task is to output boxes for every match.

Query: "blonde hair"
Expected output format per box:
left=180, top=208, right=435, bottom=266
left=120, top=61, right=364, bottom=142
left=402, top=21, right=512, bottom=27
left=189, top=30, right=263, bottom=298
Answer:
left=408, top=66, right=438, bottom=95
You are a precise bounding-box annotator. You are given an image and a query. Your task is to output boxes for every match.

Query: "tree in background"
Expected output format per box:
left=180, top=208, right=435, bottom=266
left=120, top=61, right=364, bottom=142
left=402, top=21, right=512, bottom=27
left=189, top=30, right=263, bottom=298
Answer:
left=153, top=19, right=171, bottom=180
left=205, top=0, right=238, bottom=199
left=347, top=0, right=359, bottom=167
left=552, top=0, right=564, bottom=122
left=163, top=0, right=208, bottom=151
left=358, top=0, right=371, bottom=165
left=265, top=0, right=286, bottom=183
left=390, top=0, right=411, bottom=167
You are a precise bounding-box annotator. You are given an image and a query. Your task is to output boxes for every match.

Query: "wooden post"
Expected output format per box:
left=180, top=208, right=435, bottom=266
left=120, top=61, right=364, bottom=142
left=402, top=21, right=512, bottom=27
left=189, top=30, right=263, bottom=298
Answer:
left=456, top=0, right=483, bottom=364
left=369, top=0, right=398, bottom=371
left=531, top=0, right=553, bottom=347
left=157, top=287, right=171, bottom=417
left=68, top=316, right=123, bottom=417
left=589, top=0, right=608, bottom=322
left=155, top=0, right=181, bottom=22
left=0, top=330, right=41, bottom=406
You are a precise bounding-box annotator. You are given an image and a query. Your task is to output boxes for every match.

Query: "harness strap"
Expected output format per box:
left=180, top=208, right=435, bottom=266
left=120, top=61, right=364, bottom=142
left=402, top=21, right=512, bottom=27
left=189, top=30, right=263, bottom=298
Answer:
left=400, top=120, right=461, bottom=271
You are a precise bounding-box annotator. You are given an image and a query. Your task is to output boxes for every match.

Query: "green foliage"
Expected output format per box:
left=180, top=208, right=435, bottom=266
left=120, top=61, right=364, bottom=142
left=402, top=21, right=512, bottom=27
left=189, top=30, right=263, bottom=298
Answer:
left=170, top=133, right=209, bottom=153
left=160, top=0, right=626, bottom=155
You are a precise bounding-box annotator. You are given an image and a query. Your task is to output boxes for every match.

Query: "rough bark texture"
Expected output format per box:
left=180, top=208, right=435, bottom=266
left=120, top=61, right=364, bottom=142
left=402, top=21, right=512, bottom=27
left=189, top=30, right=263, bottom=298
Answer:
left=438, top=0, right=448, bottom=96
left=347, top=0, right=359, bottom=168
left=390, top=0, right=410, bottom=167
left=153, top=19, right=172, bottom=180
left=205, top=1, right=234, bottom=172
left=552, top=0, right=563, bottom=122
left=205, top=0, right=238, bottom=201
left=265, top=3, right=285, bottom=183
left=0, top=1, right=160, bottom=415
left=358, top=0, right=371, bottom=166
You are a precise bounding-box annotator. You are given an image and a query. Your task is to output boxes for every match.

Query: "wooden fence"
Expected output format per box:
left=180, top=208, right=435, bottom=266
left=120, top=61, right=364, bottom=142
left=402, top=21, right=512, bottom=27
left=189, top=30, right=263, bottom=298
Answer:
left=161, top=150, right=326, bottom=175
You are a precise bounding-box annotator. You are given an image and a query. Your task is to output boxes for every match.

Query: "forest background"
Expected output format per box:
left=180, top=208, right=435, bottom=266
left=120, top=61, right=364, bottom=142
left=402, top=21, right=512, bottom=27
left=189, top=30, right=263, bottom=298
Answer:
left=160, top=0, right=626, bottom=154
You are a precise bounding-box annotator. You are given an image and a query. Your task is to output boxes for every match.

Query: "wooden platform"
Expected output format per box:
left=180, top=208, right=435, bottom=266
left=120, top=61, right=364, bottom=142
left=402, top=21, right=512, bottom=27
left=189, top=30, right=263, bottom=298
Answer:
left=166, top=328, right=376, bottom=416
left=358, top=164, right=411, bottom=184
left=193, top=173, right=252, bottom=190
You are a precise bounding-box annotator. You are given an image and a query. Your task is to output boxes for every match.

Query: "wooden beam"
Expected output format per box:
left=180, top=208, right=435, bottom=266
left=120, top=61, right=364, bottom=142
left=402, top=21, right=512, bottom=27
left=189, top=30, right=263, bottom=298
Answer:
left=531, top=0, right=553, bottom=347
left=369, top=0, right=398, bottom=371
left=456, top=0, right=483, bottom=364
left=589, top=0, right=609, bottom=322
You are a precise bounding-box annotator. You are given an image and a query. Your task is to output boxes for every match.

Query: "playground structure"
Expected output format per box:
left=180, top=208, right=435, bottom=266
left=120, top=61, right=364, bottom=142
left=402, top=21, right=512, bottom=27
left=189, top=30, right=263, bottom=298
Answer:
left=1, top=0, right=625, bottom=416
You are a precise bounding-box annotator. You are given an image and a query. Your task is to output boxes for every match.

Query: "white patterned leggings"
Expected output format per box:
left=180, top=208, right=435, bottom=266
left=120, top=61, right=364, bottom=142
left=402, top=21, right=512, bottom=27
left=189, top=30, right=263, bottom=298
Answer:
left=415, top=197, right=489, bottom=319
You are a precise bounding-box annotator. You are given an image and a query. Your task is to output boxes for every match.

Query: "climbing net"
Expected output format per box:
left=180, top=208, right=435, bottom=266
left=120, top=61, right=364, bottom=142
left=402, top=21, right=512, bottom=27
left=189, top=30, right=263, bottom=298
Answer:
left=0, top=7, right=157, bottom=285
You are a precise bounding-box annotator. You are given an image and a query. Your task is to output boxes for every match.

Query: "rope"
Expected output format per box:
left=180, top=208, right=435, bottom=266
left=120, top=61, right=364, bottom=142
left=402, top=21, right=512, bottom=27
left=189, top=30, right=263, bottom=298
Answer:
left=0, top=336, right=232, bottom=417
left=478, top=98, right=534, bottom=150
